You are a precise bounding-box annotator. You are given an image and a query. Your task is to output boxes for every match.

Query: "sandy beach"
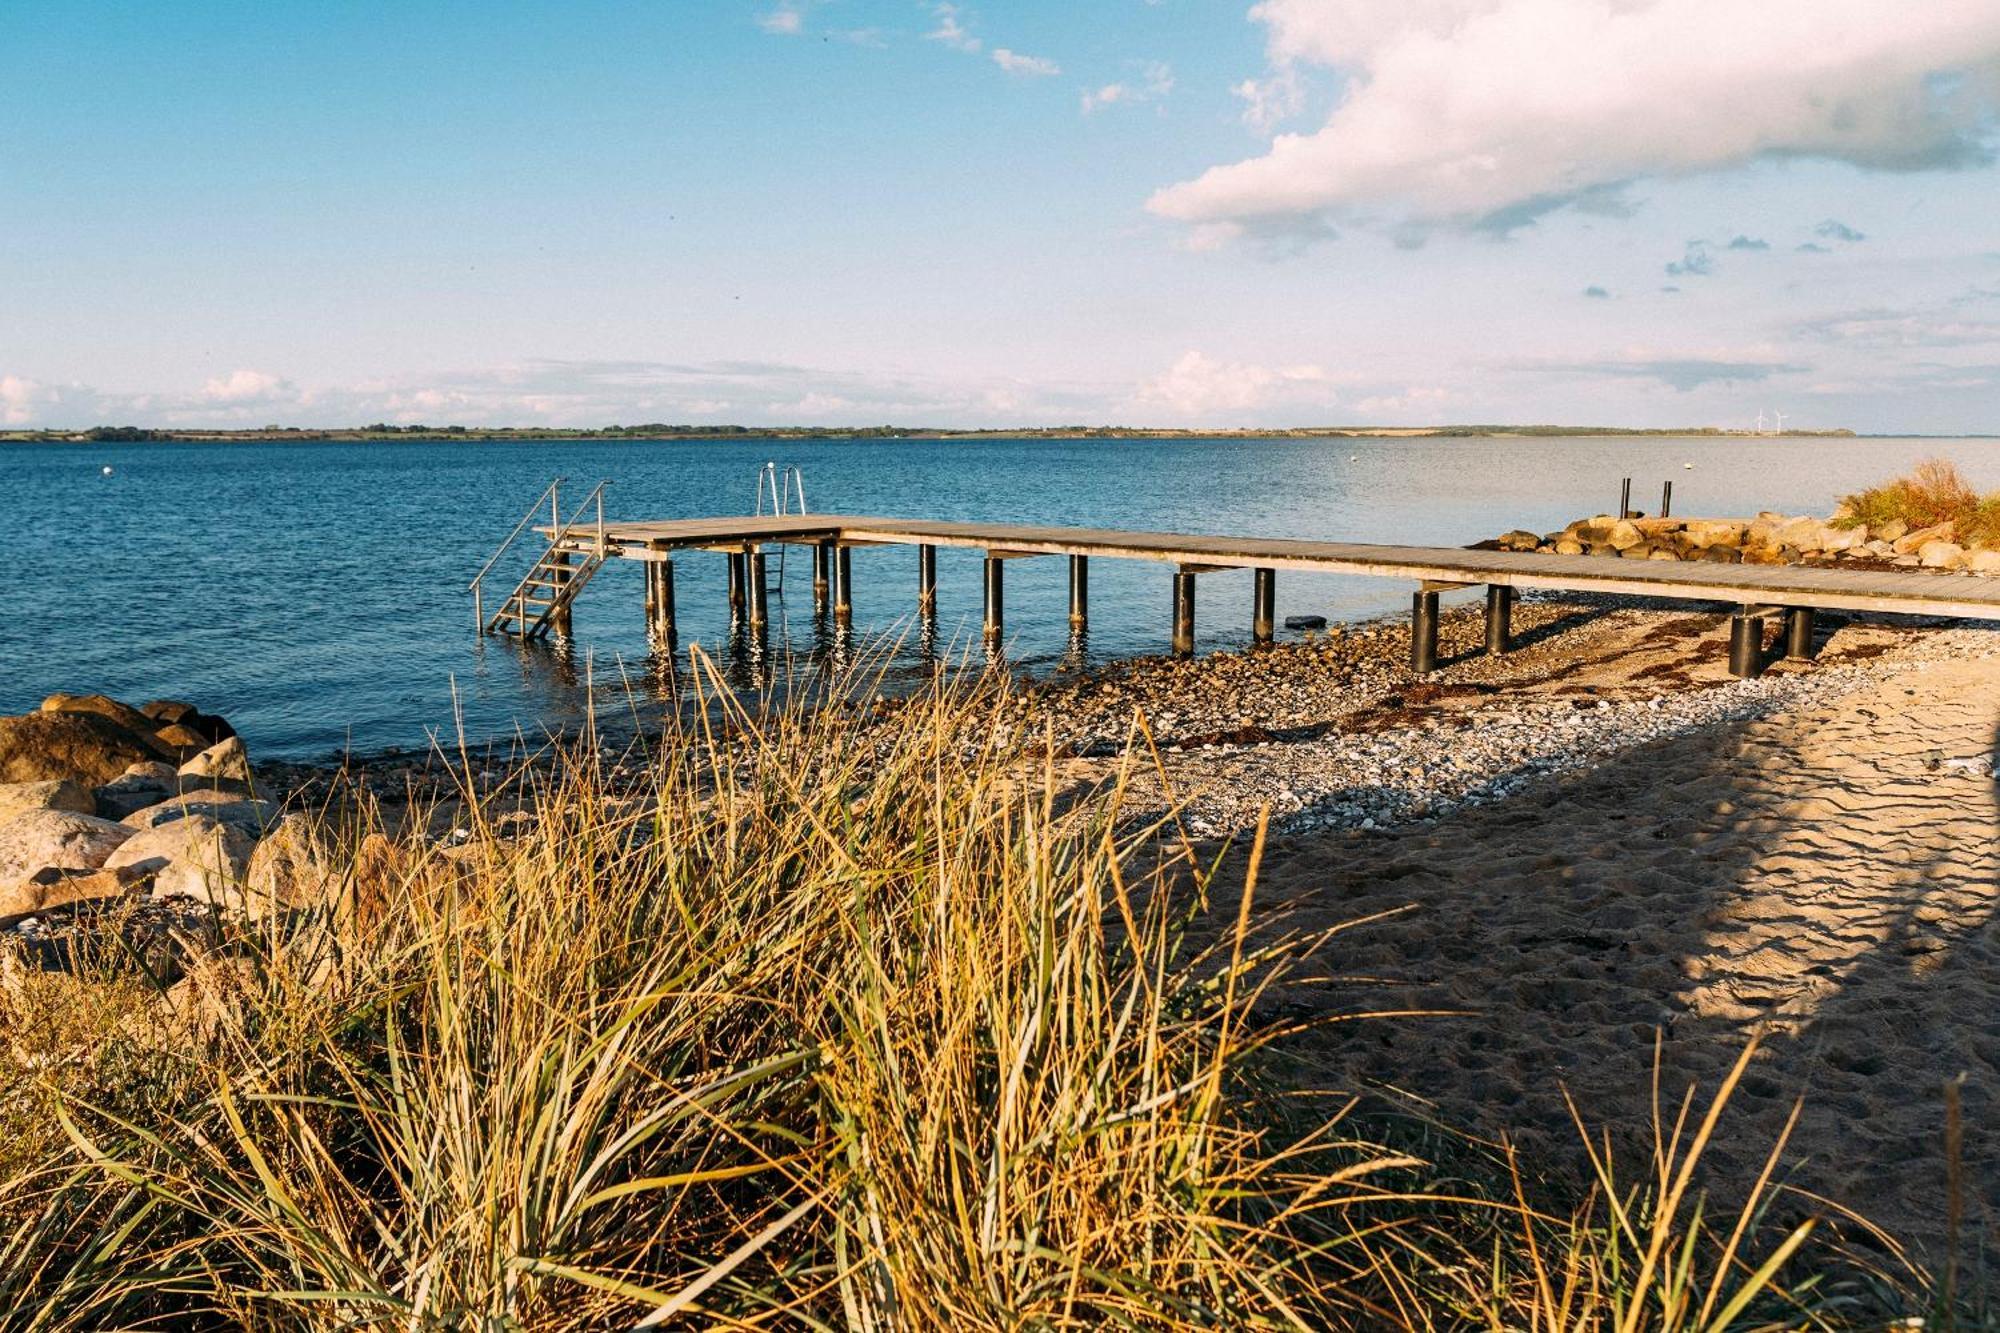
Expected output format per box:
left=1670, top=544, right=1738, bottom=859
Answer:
left=1118, top=612, right=2000, bottom=1260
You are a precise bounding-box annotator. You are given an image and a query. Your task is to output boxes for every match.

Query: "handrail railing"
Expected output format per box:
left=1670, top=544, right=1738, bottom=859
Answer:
left=472, top=478, right=565, bottom=631
left=752, top=463, right=808, bottom=595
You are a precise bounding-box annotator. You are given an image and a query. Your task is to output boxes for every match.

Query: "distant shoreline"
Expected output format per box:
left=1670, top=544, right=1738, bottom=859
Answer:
left=2, top=424, right=1938, bottom=444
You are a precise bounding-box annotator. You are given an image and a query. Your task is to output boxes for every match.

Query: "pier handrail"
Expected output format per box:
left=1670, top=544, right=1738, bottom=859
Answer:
left=471, top=478, right=566, bottom=594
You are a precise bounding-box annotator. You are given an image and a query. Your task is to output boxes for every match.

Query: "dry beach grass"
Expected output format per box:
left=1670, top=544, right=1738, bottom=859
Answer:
left=0, top=641, right=1945, bottom=1328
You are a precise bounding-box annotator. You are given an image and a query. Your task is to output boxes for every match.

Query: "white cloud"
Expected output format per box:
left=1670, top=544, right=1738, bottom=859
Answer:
left=0, top=375, right=59, bottom=425
left=991, top=47, right=1059, bottom=77
left=1231, top=68, right=1303, bottom=131
left=1082, top=61, right=1172, bottom=113
left=1151, top=0, right=2000, bottom=236
left=925, top=3, right=981, bottom=53
left=200, top=368, right=296, bottom=405
left=757, top=7, right=803, bottom=36
left=1134, top=350, right=1331, bottom=417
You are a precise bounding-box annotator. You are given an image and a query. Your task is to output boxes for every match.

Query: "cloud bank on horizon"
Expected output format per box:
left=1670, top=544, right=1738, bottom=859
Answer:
left=1150, top=0, right=2000, bottom=243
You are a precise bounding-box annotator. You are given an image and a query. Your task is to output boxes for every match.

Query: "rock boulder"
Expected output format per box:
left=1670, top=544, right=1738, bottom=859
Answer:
left=0, top=711, right=163, bottom=785
left=179, top=736, right=251, bottom=785
left=0, top=808, right=136, bottom=883
left=106, top=814, right=255, bottom=904
left=0, top=778, right=95, bottom=826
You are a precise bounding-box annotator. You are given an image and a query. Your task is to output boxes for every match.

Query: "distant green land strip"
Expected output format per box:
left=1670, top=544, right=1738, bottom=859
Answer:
left=0, top=423, right=1868, bottom=443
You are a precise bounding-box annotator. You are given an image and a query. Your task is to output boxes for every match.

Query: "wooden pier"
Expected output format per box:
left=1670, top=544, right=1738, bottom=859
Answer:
left=478, top=510, right=2000, bottom=678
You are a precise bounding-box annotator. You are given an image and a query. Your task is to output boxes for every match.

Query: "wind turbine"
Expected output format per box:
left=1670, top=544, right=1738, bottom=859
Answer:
left=1773, top=410, right=1788, bottom=434
left=1755, top=408, right=1766, bottom=433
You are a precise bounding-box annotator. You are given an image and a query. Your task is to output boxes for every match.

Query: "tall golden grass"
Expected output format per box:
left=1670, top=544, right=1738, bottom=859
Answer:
left=0, top=650, right=1923, bottom=1328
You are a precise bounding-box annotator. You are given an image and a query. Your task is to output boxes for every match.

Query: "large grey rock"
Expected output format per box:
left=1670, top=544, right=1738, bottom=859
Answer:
left=1605, top=519, right=1644, bottom=550
left=0, top=809, right=136, bottom=883
left=0, top=711, right=162, bottom=785
left=0, top=864, right=150, bottom=928
left=243, top=814, right=344, bottom=921
left=1919, top=540, right=1967, bottom=569
left=1895, top=522, right=1955, bottom=555
left=106, top=814, right=255, bottom=904
left=1679, top=519, right=1745, bottom=548
left=121, top=791, right=275, bottom=834
left=39, top=692, right=159, bottom=737
left=0, top=779, right=94, bottom=826
left=1967, top=549, right=2000, bottom=573
left=93, top=761, right=181, bottom=819
left=179, top=736, right=251, bottom=785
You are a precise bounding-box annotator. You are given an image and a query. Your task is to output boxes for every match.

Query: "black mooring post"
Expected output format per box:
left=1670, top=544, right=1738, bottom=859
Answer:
left=1785, top=606, right=1815, bottom=661
left=1620, top=477, right=1632, bottom=519
left=813, top=540, right=831, bottom=615
left=983, top=555, right=1005, bottom=649
left=1729, top=609, right=1765, bottom=678
left=1411, top=590, right=1440, bottom=673
left=1661, top=480, right=1673, bottom=519
left=747, top=549, right=769, bottom=631
left=727, top=551, right=746, bottom=622
left=918, top=544, right=937, bottom=618
left=1068, top=554, right=1089, bottom=629
left=832, top=545, right=853, bottom=628
left=1484, top=584, right=1514, bottom=655
left=1252, top=568, right=1276, bottom=645
left=1171, top=569, right=1197, bottom=658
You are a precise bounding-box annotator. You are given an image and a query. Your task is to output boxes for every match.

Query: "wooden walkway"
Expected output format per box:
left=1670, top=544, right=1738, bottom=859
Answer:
left=518, top=512, right=2000, bottom=677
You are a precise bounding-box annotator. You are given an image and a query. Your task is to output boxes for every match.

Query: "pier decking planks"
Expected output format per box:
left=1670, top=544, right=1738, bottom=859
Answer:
left=553, top=513, right=2000, bottom=623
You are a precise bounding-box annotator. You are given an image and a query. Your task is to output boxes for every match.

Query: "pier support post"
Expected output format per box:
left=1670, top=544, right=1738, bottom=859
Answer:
left=727, top=551, right=746, bottom=624
left=1785, top=606, right=1815, bottom=661
left=1171, top=568, right=1197, bottom=658
left=1729, top=608, right=1765, bottom=678
left=919, top=544, right=937, bottom=619
left=983, top=555, right=1005, bottom=650
left=645, top=548, right=677, bottom=651
left=1252, top=568, right=1276, bottom=645
left=813, top=540, right=831, bottom=615
left=1068, top=554, right=1089, bottom=630
left=1411, top=590, right=1440, bottom=674
left=1484, top=584, right=1514, bottom=655
left=833, top=544, right=853, bottom=629
left=550, top=550, right=573, bottom=639
left=747, top=549, right=769, bottom=632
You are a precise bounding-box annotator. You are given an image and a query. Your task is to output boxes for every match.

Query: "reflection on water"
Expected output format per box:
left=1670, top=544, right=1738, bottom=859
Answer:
left=5, top=432, right=1997, bottom=758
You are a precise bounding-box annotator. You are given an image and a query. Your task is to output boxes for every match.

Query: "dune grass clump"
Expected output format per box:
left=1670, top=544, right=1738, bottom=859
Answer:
left=0, top=652, right=1922, bottom=1328
left=1837, top=457, right=2000, bottom=543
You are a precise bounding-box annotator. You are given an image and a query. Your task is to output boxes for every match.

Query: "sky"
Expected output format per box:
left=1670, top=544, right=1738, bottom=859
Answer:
left=2, top=0, right=1998, bottom=433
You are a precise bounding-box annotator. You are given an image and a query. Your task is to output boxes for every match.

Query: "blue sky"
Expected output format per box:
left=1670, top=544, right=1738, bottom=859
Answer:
left=2, top=1, right=1997, bottom=432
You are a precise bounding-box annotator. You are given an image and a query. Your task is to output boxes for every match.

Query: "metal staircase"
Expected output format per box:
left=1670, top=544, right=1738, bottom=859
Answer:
left=471, top=479, right=613, bottom=640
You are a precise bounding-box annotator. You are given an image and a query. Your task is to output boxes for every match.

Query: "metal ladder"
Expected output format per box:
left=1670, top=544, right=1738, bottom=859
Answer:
left=471, top=479, right=613, bottom=639
left=752, top=462, right=807, bottom=593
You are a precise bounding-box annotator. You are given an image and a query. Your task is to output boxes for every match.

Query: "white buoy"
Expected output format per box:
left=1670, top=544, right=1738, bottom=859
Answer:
left=101, top=466, right=113, bottom=476
left=1683, top=461, right=1693, bottom=470
left=1349, top=454, right=1358, bottom=462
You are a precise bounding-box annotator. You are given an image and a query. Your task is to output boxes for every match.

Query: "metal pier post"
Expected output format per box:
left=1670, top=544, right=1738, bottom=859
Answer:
left=645, top=547, right=677, bottom=651
left=983, top=555, right=1005, bottom=650
left=918, top=544, right=937, bottom=619
left=832, top=544, right=853, bottom=629
left=747, top=549, right=769, bottom=632
left=1411, top=590, right=1440, bottom=673
left=727, top=551, right=746, bottom=624
left=1068, top=554, right=1089, bottom=630
left=1484, top=584, right=1514, bottom=655
left=1785, top=606, right=1815, bottom=661
left=1252, top=568, right=1276, bottom=645
left=1171, top=568, right=1197, bottom=658
left=1729, top=608, right=1765, bottom=678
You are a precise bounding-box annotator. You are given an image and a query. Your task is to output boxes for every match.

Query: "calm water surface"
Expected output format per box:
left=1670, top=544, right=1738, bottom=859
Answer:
left=4, top=434, right=1996, bottom=759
